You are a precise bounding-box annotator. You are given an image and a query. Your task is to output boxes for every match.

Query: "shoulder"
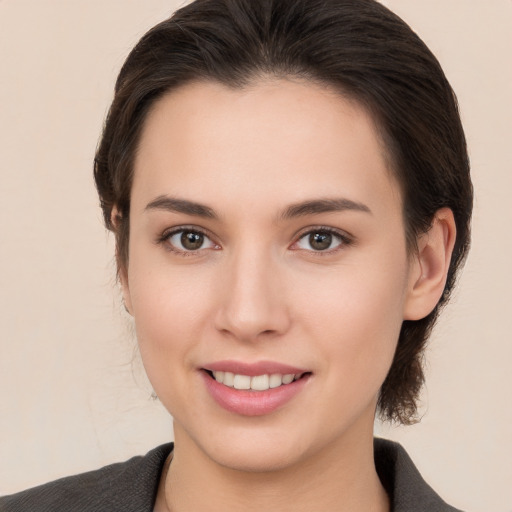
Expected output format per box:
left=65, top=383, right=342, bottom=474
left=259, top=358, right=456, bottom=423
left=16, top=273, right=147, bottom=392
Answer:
left=374, top=438, right=463, bottom=512
left=0, top=443, right=173, bottom=512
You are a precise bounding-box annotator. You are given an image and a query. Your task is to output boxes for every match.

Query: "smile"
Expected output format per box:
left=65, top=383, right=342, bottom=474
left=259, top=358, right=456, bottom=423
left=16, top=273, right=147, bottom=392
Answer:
left=201, top=362, right=312, bottom=416
left=210, top=371, right=303, bottom=391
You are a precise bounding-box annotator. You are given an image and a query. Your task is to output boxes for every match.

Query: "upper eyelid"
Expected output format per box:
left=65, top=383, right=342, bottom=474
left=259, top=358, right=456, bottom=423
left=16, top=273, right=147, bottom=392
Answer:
left=293, top=225, right=353, bottom=242
left=161, top=225, right=215, bottom=240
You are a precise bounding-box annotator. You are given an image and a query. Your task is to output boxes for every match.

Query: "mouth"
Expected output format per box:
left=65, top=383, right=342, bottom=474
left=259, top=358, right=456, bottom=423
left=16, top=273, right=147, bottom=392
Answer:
left=200, top=360, right=312, bottom=415
left=201, top=368, right=311, bottom=416
left=203, top=369, right=309, bottom=391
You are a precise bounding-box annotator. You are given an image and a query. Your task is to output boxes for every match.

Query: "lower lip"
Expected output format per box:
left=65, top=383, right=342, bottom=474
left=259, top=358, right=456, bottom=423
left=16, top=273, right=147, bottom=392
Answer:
left=201, top=371, right=310, bottom=416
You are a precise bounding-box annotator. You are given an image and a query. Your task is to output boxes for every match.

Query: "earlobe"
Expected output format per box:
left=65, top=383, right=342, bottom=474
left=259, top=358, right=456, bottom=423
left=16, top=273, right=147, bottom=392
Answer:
left=403, top=208, right=457, bottom=321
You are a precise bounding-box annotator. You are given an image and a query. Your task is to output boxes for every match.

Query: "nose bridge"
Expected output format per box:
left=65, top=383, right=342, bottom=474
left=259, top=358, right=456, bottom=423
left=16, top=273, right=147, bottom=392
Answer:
left=215, top=240, right=289, bottom=341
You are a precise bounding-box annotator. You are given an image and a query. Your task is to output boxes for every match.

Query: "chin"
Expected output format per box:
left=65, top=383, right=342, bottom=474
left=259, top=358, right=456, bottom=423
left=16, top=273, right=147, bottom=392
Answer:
left=178, top=420, right=312, bottom=474
left=209, top=439, right=307, bottom=474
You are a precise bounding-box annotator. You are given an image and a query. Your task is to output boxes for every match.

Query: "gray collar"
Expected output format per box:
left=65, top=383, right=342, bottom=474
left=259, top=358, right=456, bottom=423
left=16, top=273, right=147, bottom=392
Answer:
left=374, top=438, right=463, bottom=511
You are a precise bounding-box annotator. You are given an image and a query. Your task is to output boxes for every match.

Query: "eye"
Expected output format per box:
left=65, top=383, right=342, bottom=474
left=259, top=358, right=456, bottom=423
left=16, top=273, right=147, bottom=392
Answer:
left=293, top=229, right=349, bottom=252
left=164, top=229, right=218, bottom=253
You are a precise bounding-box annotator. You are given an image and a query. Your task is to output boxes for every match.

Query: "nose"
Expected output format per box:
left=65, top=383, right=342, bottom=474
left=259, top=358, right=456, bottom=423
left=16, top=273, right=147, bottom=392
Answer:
left=213, top=247, right=291, bottom=342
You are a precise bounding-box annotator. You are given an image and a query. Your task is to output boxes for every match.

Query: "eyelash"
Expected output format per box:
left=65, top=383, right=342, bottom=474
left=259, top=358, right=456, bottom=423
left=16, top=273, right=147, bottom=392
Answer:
left=292, top=226, right=354, bottom=255
left=157, top=225, right=354, bottom=256
left=157, top=226, right=219, bottom=256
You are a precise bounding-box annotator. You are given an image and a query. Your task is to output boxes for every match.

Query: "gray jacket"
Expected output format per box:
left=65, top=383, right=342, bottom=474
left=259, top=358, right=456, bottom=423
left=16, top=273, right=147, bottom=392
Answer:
left=0, top=438, right=463, bottom=511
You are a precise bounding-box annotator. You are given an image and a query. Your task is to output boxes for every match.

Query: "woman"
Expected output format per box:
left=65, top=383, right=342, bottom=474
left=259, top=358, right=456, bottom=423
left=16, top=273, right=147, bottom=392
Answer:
left=1, top=0, right=472, bottom=510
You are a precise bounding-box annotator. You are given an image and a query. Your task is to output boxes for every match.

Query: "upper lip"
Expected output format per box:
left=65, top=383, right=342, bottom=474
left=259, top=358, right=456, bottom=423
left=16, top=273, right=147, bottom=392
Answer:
left=202, top=360, right=308, bottom=376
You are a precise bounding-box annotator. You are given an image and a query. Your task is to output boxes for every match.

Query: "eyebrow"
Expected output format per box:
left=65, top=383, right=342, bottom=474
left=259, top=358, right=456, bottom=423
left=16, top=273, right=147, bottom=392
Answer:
left=144, top=195, right=371, bottom=220
left=279, top=198, right=372, bottom=220
left=145, top=196, right=217, bottom=218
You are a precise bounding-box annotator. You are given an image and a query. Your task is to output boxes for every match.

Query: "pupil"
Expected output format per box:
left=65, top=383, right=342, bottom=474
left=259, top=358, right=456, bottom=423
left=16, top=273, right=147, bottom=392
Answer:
left=310, top=232, right=332, bottom=250
left=181, top=231, right=204, bottom=250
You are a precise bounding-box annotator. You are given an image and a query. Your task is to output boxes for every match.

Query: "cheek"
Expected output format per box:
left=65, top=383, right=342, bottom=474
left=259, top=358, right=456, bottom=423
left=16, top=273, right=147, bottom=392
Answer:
left=126, top=271, right=211, bottom=415
left=126, top=258, right=215, bottom=376
left=298, top=261, right=408, bottom=387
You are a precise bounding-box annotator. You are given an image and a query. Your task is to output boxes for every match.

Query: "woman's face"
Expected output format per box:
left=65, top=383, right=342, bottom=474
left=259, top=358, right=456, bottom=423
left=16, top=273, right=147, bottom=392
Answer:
left=123, top=79, right=420, bottom=471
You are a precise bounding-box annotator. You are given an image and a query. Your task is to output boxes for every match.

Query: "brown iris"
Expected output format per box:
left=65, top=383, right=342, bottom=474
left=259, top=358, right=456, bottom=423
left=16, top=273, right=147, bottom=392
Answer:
left=181, top=231, right=204, bottom=250
left=309, top=232, right=333, bottom=251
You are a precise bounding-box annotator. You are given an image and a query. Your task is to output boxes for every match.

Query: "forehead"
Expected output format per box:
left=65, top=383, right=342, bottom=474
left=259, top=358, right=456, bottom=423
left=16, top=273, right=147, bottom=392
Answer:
left=132, top=79, right=401, bottom=218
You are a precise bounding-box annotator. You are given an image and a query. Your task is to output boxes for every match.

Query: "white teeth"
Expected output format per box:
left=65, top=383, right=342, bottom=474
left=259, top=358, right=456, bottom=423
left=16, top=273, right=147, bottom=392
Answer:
left=282, top=374, right=295, bottom=385
left=233, top=374, right=251, bottom=390
left=250, top=374, right=269, bottom=391
left=223, top=372, right=235, bottom=387
left=211, top=371, right=302, bottom=391
left=269, top=374, right=282, bottom=388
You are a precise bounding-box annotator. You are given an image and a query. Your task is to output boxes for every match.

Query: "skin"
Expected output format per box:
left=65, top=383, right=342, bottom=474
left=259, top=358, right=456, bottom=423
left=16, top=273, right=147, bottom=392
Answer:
left=120, top=79, right=456, bottom=512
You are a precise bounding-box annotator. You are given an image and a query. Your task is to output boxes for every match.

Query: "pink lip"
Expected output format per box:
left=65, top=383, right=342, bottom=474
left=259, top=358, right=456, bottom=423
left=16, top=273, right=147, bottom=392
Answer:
left=200, top=361, right=311, bottom=417
left=203, top=360, right=307, bottom=377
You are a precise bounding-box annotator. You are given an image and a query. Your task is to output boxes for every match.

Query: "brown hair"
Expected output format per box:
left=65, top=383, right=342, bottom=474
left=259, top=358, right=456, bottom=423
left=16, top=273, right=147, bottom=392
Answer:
left=94, top=0, right=472, bottom=424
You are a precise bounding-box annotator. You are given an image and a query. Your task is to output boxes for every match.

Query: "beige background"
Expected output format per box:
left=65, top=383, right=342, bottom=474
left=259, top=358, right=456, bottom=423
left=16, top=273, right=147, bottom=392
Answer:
left=0, top=1, right=510, bottom=510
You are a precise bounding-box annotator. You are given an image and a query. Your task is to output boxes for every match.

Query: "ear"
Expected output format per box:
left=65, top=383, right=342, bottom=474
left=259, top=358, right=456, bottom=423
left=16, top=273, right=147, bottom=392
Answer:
left=111, top=207, right=133, bottom=316
left=403, top=208, right=457, bottom=321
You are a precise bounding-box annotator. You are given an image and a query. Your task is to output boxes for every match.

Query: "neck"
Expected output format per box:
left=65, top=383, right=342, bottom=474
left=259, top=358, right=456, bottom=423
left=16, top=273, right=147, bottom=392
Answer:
left=162, top=424, right=389, bottom=512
